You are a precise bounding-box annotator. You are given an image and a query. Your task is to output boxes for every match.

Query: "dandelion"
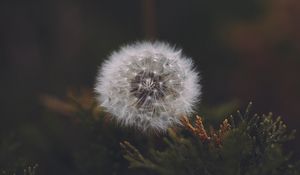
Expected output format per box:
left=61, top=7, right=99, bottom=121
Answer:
left=95, top=41, right=201, bottom=132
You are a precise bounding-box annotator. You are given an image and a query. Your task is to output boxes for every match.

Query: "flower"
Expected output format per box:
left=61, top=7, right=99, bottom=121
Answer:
left=95, top=41, right=201, bottom=132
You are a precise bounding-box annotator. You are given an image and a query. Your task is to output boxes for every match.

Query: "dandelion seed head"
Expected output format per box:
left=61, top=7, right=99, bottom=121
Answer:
left=95, top=41, right=201, bottom=132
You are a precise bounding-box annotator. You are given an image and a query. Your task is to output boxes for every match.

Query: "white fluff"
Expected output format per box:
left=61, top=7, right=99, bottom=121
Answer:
left=95, top=41, right=201, bottom=132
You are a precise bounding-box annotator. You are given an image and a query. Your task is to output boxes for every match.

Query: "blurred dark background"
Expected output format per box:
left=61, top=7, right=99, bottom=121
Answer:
left=1, top=0, right=300, bottom=174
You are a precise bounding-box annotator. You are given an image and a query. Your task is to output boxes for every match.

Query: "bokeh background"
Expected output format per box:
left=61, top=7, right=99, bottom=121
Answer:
left=1, top=0, right=300, bottom=174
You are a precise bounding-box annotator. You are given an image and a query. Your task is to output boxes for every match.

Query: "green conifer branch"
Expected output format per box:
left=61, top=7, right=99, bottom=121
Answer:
left=121, top=103, right=299, bottom=175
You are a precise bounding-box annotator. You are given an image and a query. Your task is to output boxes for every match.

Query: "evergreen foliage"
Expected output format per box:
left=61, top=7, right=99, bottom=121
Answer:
left=1, top=91, right=299, bottom=175
left=122, top=103, right=299, bottom=175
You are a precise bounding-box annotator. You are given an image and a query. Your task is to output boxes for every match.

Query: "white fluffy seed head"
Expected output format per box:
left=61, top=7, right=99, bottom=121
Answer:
left=95, top=41, right=201, bottom=132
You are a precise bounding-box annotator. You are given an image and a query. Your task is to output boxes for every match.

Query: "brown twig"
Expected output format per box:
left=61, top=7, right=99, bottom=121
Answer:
left=181, top=116, right=231, bottom=146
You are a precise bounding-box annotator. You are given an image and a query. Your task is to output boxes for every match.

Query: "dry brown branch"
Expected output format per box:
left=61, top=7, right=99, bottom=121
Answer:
left=181, top=116, right=231, bottom=146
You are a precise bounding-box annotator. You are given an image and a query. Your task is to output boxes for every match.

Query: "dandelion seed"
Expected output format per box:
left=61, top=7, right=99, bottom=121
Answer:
left=95, top=41, right=201, bottom=132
